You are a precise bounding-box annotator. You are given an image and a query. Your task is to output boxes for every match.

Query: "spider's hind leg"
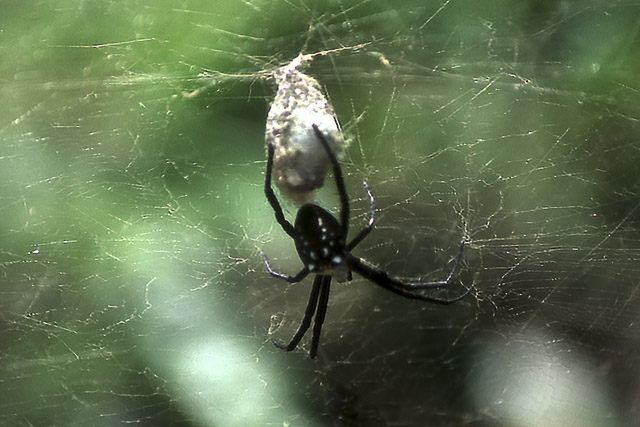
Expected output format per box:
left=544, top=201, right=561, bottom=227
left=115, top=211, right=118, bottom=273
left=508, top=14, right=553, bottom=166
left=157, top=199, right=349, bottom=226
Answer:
left=264, top=144, right=296, bottom=237
left=312, top=124, right=350, bottom=235
left=348, top=180, right=375, bottom=250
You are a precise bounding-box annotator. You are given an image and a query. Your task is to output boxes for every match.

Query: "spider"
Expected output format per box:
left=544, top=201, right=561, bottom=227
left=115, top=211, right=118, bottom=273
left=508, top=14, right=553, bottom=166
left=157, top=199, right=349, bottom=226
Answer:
left=262, top=124, right=471, bottom=358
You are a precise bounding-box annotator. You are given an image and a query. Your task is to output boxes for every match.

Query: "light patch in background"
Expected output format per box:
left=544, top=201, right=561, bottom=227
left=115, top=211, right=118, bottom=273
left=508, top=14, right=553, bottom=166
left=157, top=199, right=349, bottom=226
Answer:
left=470, top=330, right=620, bottom=427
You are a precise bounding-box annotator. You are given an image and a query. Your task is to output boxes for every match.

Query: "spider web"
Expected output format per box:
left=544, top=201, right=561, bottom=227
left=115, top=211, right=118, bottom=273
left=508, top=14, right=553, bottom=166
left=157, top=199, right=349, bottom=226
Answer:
left=2, top=1, right=640, bottom=426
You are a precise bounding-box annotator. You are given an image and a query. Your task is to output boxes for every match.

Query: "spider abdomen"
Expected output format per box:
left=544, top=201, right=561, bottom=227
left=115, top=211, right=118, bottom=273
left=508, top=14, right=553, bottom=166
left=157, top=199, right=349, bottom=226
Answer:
left=294, top=204, right=349, bottom=280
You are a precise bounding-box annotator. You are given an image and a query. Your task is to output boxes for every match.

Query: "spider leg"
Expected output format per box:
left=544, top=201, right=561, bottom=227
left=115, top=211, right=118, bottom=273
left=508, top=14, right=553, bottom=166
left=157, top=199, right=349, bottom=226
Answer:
left=347, top=180, right=375, bottom=250
left=309, top=275, right=331, bottom=358
left=346, top=243, right=472, bottom=304
left=312, top=125, right=349, bottom=236
left=265, top=144, right=295, bottom=237
left=405, top=241, right=466, bottom=289
left=273, top=275, right=323, bottom=352
left=260, top=250, right=310, bottom=283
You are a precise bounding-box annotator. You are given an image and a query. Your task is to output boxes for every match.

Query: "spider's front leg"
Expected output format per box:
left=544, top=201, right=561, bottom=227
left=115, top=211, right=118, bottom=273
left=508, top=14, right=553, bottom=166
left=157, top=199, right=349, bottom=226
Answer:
left=273, top=275, right=323, bottom=352
left=273, top=275, right=332, bottom=359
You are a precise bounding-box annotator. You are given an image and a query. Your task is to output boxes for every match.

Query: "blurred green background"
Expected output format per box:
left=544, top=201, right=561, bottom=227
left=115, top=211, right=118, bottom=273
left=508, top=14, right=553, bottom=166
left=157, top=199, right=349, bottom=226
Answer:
left=1, top=1, right=639, bottom=426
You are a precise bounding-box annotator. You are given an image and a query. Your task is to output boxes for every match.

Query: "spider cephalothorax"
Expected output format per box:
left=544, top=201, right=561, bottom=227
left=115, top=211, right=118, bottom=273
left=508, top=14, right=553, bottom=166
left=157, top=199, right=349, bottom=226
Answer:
left=261, top=124, right=471, bottom=358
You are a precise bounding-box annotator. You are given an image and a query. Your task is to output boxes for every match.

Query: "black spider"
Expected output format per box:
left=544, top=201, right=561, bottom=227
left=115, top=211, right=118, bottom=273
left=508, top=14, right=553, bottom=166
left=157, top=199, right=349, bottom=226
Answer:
left=262, top=125, right=471, bottom=358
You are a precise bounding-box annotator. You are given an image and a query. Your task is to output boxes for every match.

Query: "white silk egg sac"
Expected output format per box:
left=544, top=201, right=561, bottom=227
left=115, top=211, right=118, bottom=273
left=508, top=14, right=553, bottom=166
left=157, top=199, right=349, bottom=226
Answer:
left=265, top=54, right=346, bottom=203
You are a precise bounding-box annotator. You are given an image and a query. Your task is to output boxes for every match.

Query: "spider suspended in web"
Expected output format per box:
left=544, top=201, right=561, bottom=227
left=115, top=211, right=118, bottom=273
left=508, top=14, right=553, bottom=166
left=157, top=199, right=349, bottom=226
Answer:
left=261, top=125, right=472, bottom=358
